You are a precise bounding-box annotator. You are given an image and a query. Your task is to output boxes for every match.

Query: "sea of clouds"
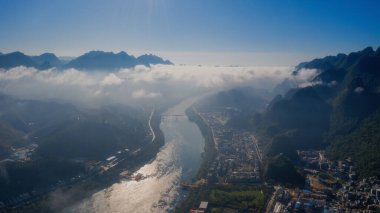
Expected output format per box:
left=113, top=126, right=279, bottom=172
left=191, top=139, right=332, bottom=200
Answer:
left=0, top=65, right=315, bottom=107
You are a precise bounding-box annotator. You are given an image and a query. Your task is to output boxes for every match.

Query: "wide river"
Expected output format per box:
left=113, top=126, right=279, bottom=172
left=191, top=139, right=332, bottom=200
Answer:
left=66, top=97, right=205, bottom=212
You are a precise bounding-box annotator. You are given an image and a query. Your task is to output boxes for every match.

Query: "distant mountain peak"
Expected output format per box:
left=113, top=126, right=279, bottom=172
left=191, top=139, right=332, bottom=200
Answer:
left=65, top=50, right=137, bottom=70
left=0, top=50, right=173, bottom=70
left=39, top=52, right=56, bottom=57
left=360, top=46, right=374, bottom=54
left=11, top=51, right=26, bottom=56
left=136, top=54, right=173, bottom=66
left=65, top=50, right=172, bottom=71
left=293, top=46, right=380, bottom=84
left=0, top=51, right=39, bottom=69
left=117, top=51, right=128, bottom=55
left=31, top=52, right=62, bottom=68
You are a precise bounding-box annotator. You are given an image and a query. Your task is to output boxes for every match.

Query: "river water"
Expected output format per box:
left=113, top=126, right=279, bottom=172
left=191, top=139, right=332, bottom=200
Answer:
left=66, top=97, right=205, bottom=213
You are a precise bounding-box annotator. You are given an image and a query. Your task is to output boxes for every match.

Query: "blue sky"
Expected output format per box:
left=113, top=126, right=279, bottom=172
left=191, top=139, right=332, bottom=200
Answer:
left=0, top=0, right=379, bottom=65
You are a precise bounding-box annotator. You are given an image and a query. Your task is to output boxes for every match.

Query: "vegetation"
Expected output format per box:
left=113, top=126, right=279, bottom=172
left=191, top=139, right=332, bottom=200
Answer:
left=0, top=159, right=85, bottom=200
left=0, top=95, right=151, bottom=159
left=252, top=46, right=380, bottom=179
left=208, top=185, right=269, bottom=213
left=327, top=109, right=380, bottom=177
left=263, top=154, right=304, bottom=186
left=35, top=107, right=149, bottom=160
left=0, top=105, right=167, bottom=212
left=194, top=87, right=270, bottom=130
left=253, top=86, right=332, bottom=159
left=0, top=123, right=25, bottom=156
left=177, top=184, right=270, bottom=213
left=0, top=94, right=164, bottom=205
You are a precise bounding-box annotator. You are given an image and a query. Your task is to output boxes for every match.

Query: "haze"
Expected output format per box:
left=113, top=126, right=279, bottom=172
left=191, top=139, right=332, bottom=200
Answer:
left=1, top=0, right=380, bottom=65
left=1, top=1, right=380, bottom=213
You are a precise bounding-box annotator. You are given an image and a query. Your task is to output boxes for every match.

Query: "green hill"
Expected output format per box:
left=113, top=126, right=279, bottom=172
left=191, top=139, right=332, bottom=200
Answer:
left=253, top=46, right=380, bottom=179
left=0, top=95, right=152, bottom=201
left=0, top=95, right=150, bottom=160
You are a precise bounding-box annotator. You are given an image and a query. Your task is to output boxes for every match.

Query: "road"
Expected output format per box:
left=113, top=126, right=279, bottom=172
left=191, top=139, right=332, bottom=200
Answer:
left=251, top=135, right=263, bottom=163
left=148, top=109, right=156, bottom=143
left=265, top=186, right=280, bottom=213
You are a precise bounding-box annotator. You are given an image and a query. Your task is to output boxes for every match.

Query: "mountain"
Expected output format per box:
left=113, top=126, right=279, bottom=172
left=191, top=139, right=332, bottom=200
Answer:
left=251, top=46, right=380, bottom=178
left=66, top=51, right=173, bottom=70
left=0, top=123, right=24, bottom=156
left=0, top=52, right=39, bottom=69
left=0, top=95, right=150, bottom=160
left=65, top=51, right=137, bottom=70
left=271, top=78, right=298, bottom=96
left=263, top=154, right=304, bottom=186
left=137, top=54, right=173, bottom=66
left=0, top=51, right=173, bottom=70
left=194, top=87, right=270, bottom=129
left=31, top=53, right=63, bottom=68
left=0, top=94, right=154, bottom=200
left=59, top=56, right=75, bottom=65
left=195, top=87, right=269, bottom=112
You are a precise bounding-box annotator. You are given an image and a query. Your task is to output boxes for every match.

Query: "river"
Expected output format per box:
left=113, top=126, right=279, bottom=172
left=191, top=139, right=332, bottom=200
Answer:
left=65, top=97, right=205, bottom=213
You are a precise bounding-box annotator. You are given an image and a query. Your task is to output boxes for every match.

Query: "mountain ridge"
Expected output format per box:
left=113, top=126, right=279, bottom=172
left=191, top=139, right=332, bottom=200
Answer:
left=0, top=50, right=173, bottom=70
left=254, top=46, right=380, bottom=179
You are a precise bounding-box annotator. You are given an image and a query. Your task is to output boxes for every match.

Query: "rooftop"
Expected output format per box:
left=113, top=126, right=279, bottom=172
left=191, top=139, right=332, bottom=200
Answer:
left=199, top=201, right=208, bottom=209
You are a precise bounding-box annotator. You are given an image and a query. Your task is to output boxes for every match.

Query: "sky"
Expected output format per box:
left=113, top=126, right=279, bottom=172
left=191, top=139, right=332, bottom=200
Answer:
left=0, top=0, right=380, bottom=66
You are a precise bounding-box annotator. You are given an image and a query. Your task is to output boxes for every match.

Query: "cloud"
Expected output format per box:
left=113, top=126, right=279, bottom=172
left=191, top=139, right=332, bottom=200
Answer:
left=0, top=65, right=293, bottom=107
left=293, top=68, right=319, bottom=82
left=297, top=81, right=323, bottom=88
left=287, top=68, right=322, bottom=88
left=132, top=89, right=162, bottom=99
left=354, top=87, right=364, bottom=94
left=101, top=73, right=124, bottom=86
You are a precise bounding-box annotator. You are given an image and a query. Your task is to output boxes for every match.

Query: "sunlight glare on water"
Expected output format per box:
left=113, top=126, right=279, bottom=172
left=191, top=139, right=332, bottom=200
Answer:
left=65, top=97, right=205, bottom=213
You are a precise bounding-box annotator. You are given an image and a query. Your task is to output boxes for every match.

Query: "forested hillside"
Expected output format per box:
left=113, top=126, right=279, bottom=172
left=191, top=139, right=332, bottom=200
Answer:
left=253, top=47, right=380, bottom=179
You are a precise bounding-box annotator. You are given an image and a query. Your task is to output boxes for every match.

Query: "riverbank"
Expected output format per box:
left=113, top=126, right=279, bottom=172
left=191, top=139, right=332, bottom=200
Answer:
left=64, top=97, right=209, bottom=212
left=3, top=109, right=166, bottom=213
left=174, top=106, right=217, bottom=212
left=176, top=106, right=273, bottom=212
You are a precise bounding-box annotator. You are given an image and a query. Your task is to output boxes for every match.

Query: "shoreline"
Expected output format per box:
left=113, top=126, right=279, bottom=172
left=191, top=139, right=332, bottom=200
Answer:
left=3, top=109, right=166, bottom=213
left=174, top=106, right=217, bottom=212
left=175, top=106, right=272, bottom=212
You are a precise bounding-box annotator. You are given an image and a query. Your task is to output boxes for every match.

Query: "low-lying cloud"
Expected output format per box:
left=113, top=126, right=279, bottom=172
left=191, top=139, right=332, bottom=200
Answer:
left=292, top=68, right=322, bottom=88
left=0, top=65, right=294, bottom=107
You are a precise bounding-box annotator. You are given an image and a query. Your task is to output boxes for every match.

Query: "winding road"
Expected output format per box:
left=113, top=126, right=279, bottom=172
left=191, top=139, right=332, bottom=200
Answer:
left=148, top=109, right=156, bottom=143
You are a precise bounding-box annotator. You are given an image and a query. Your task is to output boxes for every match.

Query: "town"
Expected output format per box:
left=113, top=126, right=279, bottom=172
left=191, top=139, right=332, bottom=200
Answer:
left=268, top=150, right=380, bottom=213
left=188, top=107, right=380, bottom=213
left=199, top=110, right=261, bottom=185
